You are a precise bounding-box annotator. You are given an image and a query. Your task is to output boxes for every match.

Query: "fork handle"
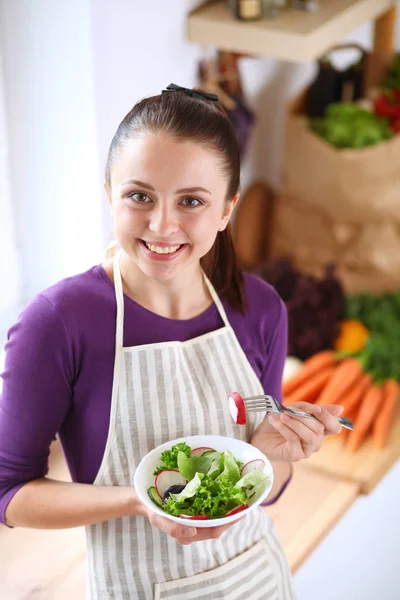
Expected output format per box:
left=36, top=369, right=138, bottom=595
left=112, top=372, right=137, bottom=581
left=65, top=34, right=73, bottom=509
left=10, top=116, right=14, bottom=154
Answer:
left=293, top=412, right=354, bottom=431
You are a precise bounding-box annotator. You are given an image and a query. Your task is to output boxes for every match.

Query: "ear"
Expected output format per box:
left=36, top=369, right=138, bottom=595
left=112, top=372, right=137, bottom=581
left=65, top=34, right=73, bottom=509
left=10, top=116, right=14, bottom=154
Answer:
left=218, top=193, right=240, bottom=232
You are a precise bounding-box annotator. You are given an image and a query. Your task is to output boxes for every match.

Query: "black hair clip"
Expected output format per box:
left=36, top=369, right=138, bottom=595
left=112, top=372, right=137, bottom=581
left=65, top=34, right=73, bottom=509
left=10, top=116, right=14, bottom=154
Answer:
left=162, top=83, right=218, bottom=102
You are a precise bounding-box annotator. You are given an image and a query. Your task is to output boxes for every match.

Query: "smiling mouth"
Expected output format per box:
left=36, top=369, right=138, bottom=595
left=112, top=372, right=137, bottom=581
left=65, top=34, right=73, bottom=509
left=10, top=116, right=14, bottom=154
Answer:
left=140, top=240, right=185, bottom=255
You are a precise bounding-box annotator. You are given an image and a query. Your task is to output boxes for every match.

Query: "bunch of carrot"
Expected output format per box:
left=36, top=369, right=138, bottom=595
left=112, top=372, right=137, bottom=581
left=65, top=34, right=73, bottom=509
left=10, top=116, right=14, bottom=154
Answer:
left=282, top=350, right=399, bottom=453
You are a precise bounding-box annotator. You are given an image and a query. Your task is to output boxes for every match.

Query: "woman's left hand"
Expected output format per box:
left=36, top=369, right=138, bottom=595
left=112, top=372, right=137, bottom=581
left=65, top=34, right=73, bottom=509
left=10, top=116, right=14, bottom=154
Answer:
left=251, top=402, right=344, bottom=463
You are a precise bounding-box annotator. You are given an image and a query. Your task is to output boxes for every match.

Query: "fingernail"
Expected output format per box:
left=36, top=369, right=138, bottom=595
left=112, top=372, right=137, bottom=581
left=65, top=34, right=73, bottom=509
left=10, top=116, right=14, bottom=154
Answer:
left=184, top=527, right=197, bottom=537
left=313, top=406, right=322, bottom=413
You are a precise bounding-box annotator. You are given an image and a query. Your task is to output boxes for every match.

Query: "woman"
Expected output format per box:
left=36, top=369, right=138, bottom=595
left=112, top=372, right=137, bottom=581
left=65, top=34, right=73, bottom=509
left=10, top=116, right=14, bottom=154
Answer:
left=0, top=84, right=343, bottom=599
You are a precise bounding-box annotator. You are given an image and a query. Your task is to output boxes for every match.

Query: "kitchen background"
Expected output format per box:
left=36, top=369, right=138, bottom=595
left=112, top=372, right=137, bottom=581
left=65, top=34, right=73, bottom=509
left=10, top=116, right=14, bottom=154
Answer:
left=0, top=1, right=399, bottom=599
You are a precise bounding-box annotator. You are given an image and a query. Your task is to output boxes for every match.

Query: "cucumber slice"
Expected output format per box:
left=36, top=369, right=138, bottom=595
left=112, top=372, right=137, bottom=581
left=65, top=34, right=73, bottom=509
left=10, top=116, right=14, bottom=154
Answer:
left=148, top=486, right=163, bottom=508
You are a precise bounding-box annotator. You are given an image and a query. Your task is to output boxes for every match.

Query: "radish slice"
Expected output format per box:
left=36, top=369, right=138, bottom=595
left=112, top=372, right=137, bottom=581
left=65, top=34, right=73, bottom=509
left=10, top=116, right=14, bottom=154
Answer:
left=228, top=392, right=246, bottom=424
left=240, top=459, right=266, bottom=477
left=179, top=514, right=209, bottom=520
left=225, top=504, right=249, bottom=517
left=155, top=470, right=187, bottom=498
left=190, top=447, right=215, bottom=457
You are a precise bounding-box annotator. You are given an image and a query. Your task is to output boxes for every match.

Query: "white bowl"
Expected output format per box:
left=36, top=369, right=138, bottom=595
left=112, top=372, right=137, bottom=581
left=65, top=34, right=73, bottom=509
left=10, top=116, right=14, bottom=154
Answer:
left=133, top=434, right=274, bottom=528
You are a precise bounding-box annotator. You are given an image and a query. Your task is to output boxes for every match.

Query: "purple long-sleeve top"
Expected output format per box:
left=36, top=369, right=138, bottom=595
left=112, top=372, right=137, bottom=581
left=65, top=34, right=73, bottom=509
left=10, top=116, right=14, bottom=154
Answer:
left=0, top=265, right=288, bottom=525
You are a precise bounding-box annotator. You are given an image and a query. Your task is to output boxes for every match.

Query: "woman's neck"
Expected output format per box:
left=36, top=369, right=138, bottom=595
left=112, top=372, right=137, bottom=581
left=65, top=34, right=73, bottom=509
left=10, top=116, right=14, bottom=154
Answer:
left=104, top=254, right=213, bottom=320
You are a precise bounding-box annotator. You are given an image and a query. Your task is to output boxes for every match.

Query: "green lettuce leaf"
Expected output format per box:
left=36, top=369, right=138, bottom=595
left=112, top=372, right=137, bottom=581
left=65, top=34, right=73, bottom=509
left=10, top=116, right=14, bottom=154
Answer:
left=169, top=472, right=204, bottom=502
left=217, top=450, right=241, bottom=484
left=164, top=473, right=247, bottom=518
left=234, top=469, right=268, bottom=490
left=177, top=451, right=213, bottom=480
left=153, top=442, right=191, bottom=475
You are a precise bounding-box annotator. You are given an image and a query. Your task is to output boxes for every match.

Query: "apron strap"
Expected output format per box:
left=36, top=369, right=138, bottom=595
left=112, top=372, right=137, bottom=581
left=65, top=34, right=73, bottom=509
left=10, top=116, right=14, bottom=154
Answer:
left=113, top=250, right=125, bottom=351
left=202, top=272, right=230, bottom=329
left=112, top=251, right=230, bottom=334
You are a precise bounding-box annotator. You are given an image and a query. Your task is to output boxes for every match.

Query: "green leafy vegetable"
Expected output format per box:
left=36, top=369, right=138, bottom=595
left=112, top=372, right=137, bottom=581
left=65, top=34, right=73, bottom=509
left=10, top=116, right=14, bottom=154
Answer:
left=177, top=451, right=214, bottom=480
left=169, top=473, right=204, bottom=502
left=153, top=442, right=191, bottom=475
left=310, top=103, right=393, bottom=149
left=234, top=469, right=268, bottom=490
left=345, top=291, right=400, bottom=383
left=218, top=449, right=241, bottom=484
left=150, top=443, right=269, bottom=519
left=164, top=473, right=248, bottom=518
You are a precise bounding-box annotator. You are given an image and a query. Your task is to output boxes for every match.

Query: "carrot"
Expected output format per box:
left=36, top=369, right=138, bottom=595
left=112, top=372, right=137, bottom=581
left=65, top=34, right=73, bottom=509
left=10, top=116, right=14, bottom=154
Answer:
left=282, top=351, right=337, bottom=397
left=284, top=365, right=336, bottom=405
left=340, top=373, right=372, bottom=414
left=372, top=379, right=399, bottom=449
left=316, top=357, right=363, bottom=405
left=346, top=384, right=384, bottom=453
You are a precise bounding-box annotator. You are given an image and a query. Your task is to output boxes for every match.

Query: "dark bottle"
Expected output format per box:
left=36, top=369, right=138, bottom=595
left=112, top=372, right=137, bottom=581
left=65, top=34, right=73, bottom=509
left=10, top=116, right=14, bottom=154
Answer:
left=230, top=0, right=263, bottom=21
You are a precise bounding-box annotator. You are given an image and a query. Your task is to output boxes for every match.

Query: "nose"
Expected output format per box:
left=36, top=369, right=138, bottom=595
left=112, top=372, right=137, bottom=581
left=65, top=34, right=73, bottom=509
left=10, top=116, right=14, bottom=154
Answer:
left=148, top=203, right=179, bottom=237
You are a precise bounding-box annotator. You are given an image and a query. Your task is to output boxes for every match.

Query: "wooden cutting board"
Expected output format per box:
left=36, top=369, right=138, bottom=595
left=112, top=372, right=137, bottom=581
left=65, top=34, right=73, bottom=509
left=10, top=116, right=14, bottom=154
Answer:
left=303, top=405, right=400, bottom=494
left=265, top=463, right=359, bottom=573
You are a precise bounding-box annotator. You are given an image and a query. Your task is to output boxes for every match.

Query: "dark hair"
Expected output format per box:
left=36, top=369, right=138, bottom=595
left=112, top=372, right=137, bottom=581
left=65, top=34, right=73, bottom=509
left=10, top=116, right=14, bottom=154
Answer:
left=105, top=90, right=245, bottom=313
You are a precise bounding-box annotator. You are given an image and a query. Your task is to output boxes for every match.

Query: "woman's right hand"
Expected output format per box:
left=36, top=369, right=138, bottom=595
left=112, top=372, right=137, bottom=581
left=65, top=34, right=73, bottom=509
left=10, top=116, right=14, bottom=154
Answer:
left=146, top=508, right=242, bottom=545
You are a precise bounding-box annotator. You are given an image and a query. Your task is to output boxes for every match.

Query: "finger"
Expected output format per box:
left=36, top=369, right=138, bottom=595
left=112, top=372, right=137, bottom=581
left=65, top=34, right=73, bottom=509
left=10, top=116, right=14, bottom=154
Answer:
left=321, top=404, right=345, bottom=415
left=311, top=406, right=343, bottom=435
left=288, top=402, right=343, bottom=435
left=280, top=413, right=324, bottom=456
left=149, top=512, right=198, bottom=540
left=287, top=402, right=324, bottom=417
left=283, top=406, right=327, bottom=436
left=267, top=414, right=304, bottom=460
left=176, top=519, right=243, bottom=545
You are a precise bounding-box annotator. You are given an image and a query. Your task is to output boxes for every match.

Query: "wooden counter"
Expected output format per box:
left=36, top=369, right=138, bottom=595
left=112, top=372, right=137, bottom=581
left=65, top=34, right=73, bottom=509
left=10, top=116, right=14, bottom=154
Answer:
left=265, top=463, right=358, bottom=573
left=303, top=406, right=400, bottom=494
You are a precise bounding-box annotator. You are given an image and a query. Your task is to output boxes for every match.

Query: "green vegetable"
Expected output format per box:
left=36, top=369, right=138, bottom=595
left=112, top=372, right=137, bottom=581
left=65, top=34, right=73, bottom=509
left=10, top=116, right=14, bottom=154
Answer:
left=345, top=291, right=400, bottom=382
left=153, top=442, right=191, bottom=475
left=163, top=472, right=248, bottom=518
left=234, top=469, right=268, bottom=490
left=169, top=473, right=204, bottom=502
left=381, top=53, right=400, bottom=92
left=177, top=451, right=214, bottom=480
left=310, top=103, right=393, bottom=149
left=218, top=449, right=241, bottom=485
left=152, top=443, right=269, bottom=519
left=147, top=486, right=163, bottom=508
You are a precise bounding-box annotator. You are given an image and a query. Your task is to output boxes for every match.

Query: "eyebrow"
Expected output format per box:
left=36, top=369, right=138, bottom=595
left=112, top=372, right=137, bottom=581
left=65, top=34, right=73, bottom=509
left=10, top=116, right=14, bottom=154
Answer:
left=121, top=179, right=212, bottom=195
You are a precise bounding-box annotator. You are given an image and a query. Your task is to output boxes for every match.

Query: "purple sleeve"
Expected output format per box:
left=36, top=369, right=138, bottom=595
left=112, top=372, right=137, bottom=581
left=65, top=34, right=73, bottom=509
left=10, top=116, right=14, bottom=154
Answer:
left=260, top=296, right=288, bottom=403
left=0, top=294, right=73, bottom=526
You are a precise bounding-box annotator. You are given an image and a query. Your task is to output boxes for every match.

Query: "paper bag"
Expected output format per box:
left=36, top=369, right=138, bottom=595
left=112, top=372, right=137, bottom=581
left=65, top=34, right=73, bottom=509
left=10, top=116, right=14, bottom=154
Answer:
left=283, top=89, right=400, bottom=224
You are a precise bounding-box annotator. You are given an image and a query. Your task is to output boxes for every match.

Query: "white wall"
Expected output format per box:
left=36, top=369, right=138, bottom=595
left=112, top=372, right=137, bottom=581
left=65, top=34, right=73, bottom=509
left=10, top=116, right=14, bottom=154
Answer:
left=0, top=0, right=376, bottom=302
left=0, top=0, right=102, bottom=301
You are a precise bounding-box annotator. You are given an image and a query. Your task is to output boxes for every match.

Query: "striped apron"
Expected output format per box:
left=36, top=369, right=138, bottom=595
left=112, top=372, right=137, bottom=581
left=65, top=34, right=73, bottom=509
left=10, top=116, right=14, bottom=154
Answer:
left=85, top=252, right=294, bottom=599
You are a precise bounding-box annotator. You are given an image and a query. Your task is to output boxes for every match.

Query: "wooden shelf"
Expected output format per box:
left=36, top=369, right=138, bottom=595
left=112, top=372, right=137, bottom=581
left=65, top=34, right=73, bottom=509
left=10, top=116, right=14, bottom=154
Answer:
left=187, top=0, right=396, bottom=63
left=303, top=406, right=400, bottom=494
left=265, top=463, right=358, bottom=573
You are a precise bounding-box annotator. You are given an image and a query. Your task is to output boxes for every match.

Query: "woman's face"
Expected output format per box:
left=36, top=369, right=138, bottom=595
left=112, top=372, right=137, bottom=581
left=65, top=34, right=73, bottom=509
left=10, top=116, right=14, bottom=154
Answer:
left=107, top=133, right=238, bottom=283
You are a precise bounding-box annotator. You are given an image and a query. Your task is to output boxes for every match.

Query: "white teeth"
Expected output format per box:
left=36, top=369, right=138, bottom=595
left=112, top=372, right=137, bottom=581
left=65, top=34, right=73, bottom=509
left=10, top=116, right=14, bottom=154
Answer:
left=145, top=242, right=181, bottom=254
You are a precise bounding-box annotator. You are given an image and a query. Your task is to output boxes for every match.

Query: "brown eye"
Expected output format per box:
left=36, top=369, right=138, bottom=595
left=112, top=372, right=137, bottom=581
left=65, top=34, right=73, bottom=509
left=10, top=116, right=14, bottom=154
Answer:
left=129, top=192, right=150, bottom=203
left=181, top=197, right=202, bottom=208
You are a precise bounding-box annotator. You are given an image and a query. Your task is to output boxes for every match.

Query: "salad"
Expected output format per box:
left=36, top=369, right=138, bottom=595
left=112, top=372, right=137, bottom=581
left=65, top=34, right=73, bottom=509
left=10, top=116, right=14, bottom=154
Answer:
left=147, top=442, right=269, bottom=520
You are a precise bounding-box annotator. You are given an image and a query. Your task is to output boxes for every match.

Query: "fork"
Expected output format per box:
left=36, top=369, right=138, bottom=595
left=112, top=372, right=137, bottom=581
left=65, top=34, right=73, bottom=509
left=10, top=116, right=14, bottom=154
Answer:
left=231, top=393, right=354, bottom=430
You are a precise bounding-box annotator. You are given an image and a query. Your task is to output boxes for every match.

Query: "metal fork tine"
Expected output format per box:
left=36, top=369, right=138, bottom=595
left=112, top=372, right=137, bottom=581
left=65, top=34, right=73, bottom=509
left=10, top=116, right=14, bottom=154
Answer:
left=245, top=400, right=275, bottom=408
